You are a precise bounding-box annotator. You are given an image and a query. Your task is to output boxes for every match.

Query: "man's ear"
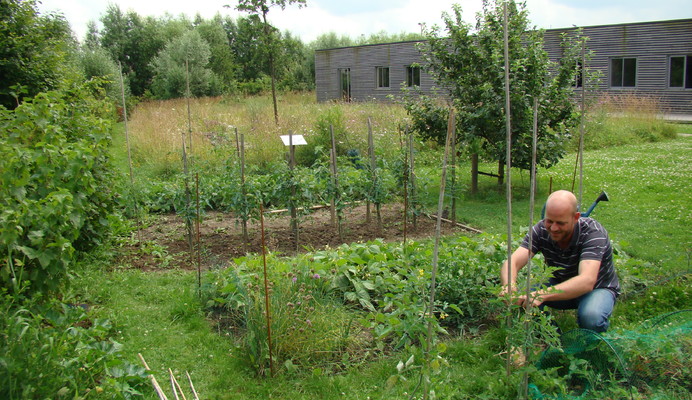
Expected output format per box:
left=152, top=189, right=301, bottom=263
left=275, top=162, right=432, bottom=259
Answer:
left=574, top=212, right=581, bottom=221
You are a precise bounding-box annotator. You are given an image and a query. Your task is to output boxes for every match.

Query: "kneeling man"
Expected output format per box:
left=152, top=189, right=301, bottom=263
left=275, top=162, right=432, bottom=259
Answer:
left=500, top=190, right=620, bottom=332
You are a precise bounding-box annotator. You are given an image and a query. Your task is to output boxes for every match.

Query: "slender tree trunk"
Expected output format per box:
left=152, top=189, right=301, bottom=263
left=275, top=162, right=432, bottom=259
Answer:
left=498, top=159, right=505, bottom=186
left=471, top=153, right=479, bottom=194
left=262, top=11, right=279, bottom=125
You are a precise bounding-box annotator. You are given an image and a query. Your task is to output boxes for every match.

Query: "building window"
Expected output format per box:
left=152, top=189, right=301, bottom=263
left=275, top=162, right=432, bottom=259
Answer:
left=669, top=55, right=692, bottom=88
left=406, top=65, right=421, bottom=87
left=610, top=57, right=637, bottom=87
left=574, top=60, right=583, bottom=88
left=376, top=67, right=390, bottom=88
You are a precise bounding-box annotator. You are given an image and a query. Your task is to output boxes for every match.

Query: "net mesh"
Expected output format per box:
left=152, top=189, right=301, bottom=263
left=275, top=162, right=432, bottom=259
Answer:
left=529, top=310, right=692, bottom=399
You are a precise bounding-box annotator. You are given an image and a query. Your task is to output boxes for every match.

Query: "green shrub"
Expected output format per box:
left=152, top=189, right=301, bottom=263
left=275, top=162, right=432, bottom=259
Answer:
left=0, top=289, right=148, bottom=398
left=0, top=86, right=117, bottom=293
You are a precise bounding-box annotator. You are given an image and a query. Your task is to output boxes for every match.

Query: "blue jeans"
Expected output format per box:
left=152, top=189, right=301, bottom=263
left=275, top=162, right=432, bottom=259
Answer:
left=542, top=288, right=617, bottom=333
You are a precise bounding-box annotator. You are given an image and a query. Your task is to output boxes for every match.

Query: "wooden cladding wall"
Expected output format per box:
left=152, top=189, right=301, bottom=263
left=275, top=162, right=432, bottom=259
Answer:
left=315, top=19, right=692, bottom=115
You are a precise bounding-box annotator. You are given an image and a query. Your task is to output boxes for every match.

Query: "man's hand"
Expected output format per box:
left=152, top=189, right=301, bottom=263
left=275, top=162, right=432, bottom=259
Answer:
left=515, top=292, right=543, bottom=308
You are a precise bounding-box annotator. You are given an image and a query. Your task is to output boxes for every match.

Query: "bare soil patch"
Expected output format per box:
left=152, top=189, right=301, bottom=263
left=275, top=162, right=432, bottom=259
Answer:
left=117, top=203, right=476, bottom=270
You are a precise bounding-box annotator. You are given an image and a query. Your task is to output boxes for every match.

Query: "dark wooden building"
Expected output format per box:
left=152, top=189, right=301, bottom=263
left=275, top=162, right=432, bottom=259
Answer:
left=314, top=18, right=692, bottom=115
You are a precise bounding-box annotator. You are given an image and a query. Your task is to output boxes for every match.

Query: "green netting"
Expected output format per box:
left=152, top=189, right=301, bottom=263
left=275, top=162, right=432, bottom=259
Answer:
left=529, top=310, right=691, bottom=399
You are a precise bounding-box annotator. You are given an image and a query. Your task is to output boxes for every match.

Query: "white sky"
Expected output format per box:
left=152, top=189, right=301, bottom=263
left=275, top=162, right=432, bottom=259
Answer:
left=38, top=0, right=692, bottom=43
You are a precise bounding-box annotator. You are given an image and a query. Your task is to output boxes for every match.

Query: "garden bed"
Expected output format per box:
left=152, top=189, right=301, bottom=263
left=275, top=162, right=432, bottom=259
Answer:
left=118, top=203, right=475, bottom=270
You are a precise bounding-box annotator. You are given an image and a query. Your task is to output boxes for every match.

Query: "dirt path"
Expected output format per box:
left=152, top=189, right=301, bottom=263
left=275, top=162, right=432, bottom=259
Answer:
left=118, top=203, right=477, bottom=270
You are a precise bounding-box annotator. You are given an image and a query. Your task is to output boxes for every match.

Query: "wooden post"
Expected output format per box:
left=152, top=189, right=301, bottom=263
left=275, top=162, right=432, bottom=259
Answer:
left=367, top=118, right=381, bottom=231
left=195, top=173, right=201, bottom=293
left=578, top=38, right=586, bottom=210
left=329, top=125, right=342, bottom=239
left=259, top=204, right=275, bottom=377
left=423, top=109, right=455, bottom=400
left=471, top=153, right=479, bottom=195
left=409, top=131, right=418, bottom=231
left=288, top=131, right=298, bottom=250
left=118, top=61, right=140, bottom=242
left=450, top=121, right=457, bottom=224
left=366, top=119, right=373, bottom=223
left=403, top=128, right=409, bottom=244
left=240, top=133, right=248, bottom=246
left=502, top=0, right=514, bottom=380
left=185, top=59, right=192, bottom=156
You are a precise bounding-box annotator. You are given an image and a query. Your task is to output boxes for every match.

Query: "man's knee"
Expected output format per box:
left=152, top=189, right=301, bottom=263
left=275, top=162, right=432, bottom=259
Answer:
left=577, top=309, right=610, bottom=332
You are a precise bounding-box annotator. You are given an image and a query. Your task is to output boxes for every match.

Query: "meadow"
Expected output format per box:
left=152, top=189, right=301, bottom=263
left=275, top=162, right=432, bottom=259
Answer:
left=6, top=92, right=688, bottom=400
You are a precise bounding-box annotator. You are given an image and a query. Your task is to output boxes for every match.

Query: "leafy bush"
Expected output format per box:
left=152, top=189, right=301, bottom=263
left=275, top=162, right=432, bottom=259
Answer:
left=0, top=290, right=148, bottom=398
left=0, top=86, right=117, bottom=293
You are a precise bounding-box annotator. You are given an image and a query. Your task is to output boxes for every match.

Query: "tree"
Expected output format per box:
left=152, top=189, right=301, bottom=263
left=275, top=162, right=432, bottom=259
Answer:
left=150, top=30, right=221, bottom=99
left=233, top=0, right=306, bottom=124
left=0, top=0, right=73, bottom=108
left=196, top=14, right=239, bottom=92
left=415, top=0, right=582, bottom=191
left=100, top=5, right=166, bottom=96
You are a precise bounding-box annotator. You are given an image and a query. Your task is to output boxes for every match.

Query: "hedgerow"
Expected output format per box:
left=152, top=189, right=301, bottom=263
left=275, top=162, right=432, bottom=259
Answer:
left=0, top=85, right=117, bottom=293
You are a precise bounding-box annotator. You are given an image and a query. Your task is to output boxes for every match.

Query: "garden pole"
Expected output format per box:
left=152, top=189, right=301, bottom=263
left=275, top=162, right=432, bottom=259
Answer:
left=423, top=110, right=455, bottom=400
left=403, top=127, right=409, bottom=244
left=329, top=125, right=343, bottom=239
left=409, top=131, right=418, bottom=230
left=288, top=130, right=298, bottom=251
left=367, top=118, right=381, bottom=231
left=240, top=133, right=248, bottom=247
left=259, top=203, right=275, bottom=377
left=521, top=97, right=540, bottom=399
left=329, top=125, right=336, bottom=227
left=196, top=173, right=202, bottom=293
left=118, top=62, right=141, bottom=242
left=181, top=130, right=194, bottom=256
left=186, top=59, right=193, bottom=157
left=450, top=121, right=457, bottom=224
left=578, top=39, right=587, bottom=210
left=234, top=126, right=240, bottom=159
left=502, top=0, right=514, bottom=380
left=366, top=118, right=373, bottom=224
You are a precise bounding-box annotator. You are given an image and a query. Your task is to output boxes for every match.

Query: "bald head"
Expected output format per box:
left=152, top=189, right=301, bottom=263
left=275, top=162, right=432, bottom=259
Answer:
left=546, top=190, right=578, bottom=215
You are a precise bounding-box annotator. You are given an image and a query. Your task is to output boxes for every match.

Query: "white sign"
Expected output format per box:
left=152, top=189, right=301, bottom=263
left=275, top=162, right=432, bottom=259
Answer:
left=280, top=134, right=307, bottom=146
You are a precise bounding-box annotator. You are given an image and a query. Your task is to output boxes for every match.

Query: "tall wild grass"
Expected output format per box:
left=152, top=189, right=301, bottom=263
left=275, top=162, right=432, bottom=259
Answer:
left=577, top=93, right=677, bottom=150
left=126, top=92, right=409, bottom=175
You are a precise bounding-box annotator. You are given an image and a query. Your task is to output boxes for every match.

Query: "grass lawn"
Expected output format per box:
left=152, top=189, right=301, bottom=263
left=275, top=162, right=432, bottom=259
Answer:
left=77, top=134, right=691, bottom=399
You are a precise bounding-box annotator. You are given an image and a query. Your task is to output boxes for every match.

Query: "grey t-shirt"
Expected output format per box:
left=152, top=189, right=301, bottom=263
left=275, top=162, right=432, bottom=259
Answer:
left=520, top=217, right=620, bottom=295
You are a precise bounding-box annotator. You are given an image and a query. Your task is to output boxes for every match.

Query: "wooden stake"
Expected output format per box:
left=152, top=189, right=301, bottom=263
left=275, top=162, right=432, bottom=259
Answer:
left=138, top=353, right=169, bottom=400
left=240, top=133, right=248, bottom=247
left=186, top=372, right=199, bottom=400
left=195, top=173, right=201, bottom=292
left=502, top=0, right=514, bottom=380
left=168, top=368, right=183, bottom=400
left=329, top=124, right=343, bottom=239
left=259, top=203, right=275, bottom=377
left=367, top=118, right=381, bottom=230
left=424, top=109, right=455, bottom=400
left=409, top=131, right=418, bottom=230
left=288, top=130, right=298, bottom=251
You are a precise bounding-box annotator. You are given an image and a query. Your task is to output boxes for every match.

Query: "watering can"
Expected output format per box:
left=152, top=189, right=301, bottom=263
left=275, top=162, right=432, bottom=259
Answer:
left=540, top=191, right=610, bottom=219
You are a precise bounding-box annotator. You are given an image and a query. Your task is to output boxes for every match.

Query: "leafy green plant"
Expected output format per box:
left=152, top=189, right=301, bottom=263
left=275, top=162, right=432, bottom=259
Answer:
left=1, top=86, right=116, bottom=293
left=0, top=289, right=148, bottom=399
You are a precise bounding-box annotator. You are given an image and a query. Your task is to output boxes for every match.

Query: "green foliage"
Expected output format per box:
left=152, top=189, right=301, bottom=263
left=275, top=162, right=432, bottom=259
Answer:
left=414, top=0, right=582, bottom=170
left=0, top=86, right=116, bottom=293
left=296, top=106, right=349, bottom=166
left=0, top=290, right=148, bottom=399
left=78, top=45, right=132, bottom=106
left=0, top=0, right=74, bottom=108
left=151, top=30, right=222, bottom=99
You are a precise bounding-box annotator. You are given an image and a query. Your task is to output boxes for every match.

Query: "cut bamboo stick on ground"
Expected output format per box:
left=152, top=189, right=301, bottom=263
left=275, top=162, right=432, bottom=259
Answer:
left=186, top=371, right=200, bottom=400
left=169, top=368, right=187, bottom=400
left=138, top=353, right=169, bottom=400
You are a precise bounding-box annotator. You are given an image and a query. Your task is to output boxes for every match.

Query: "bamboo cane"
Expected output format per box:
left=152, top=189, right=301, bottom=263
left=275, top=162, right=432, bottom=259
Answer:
left=502, top=0, right=514, bottom=379
left=138, top=353, right=168, bottom=400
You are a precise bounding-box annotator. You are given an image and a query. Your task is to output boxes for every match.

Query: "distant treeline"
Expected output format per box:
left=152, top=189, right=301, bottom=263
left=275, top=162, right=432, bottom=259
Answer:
left=0, top=0, right=424, bottom=108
